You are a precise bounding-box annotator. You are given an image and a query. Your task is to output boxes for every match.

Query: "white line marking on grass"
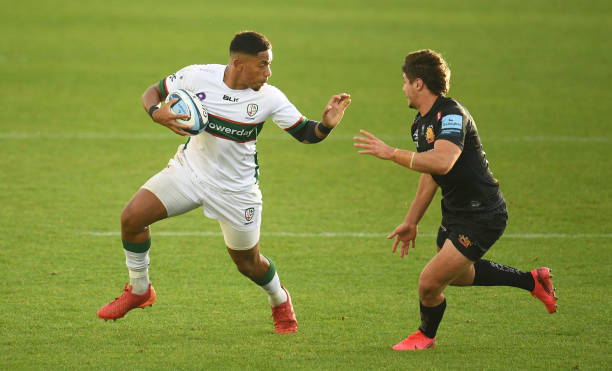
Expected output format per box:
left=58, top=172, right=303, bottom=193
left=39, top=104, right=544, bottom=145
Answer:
left=87, top=231, right=612, bottom=239
left=0, top=132, right=174, bottom=140
left=1, top=132, right=610, bottom=143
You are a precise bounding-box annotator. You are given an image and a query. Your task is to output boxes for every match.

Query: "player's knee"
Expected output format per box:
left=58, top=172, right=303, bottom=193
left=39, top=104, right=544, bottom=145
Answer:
left=121, top=205, right=144, bottom=235
left=418, top=276, right=442, bottom=302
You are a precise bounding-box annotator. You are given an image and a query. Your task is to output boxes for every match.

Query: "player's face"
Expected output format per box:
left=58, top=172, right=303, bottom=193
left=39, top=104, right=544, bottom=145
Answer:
left=402, top=73, right=419, bottom=109
left=241, top=49, right=273, bottom=91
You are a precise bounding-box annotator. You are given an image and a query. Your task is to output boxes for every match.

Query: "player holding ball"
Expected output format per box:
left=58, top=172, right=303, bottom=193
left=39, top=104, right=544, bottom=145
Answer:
left=97, top=31, right=351, bottom=334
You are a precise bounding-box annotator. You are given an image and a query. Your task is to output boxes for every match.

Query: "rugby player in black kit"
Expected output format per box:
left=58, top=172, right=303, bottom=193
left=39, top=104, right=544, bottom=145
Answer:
left=353, top=49, right=557, bottom=350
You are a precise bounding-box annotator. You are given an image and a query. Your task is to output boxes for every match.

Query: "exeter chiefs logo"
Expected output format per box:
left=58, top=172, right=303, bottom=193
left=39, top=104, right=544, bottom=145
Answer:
left=246, top=104, right=258, bottom=117
left=426, top=125, right=435, bottom=144
left=458, top=234, right=471, bottom=248
left=244, top=207, right=255, bottom=222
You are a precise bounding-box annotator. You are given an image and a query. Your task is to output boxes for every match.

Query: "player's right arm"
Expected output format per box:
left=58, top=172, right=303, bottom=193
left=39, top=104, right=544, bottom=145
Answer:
left=387, top=173, right=438, bottom=258
left=271, top=88, right=351, bottom=143
left=290, top=93, right=352, bottom=143
left=141, top=82, right=191, bottom=136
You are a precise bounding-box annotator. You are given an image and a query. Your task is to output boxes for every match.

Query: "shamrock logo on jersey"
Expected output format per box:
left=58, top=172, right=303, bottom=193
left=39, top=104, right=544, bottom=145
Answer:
left=246, top=104, right=258, bottom=117
left=245, top=207, right=255, bottom=222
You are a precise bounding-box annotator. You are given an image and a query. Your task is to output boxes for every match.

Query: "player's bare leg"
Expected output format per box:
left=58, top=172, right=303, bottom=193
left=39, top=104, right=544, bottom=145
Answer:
left=434, top=246, right=475, bottom=287
left=226, top=242, right=269, bottom=281
left=120, top=188, right=167, bottom=291
left=121, top=188, right=168, bottom=242
left=227, top=243, right=297, bottom=333
left=97, top=189, right=167, bottom=320
left=394, top=239, right=472, bottom=350
left=419, top=240, right=474, bottom=306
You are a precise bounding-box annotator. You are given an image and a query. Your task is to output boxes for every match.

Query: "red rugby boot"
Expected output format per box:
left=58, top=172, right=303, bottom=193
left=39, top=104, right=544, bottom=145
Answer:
left=271, top=286, right=297, bottom=334
left=531, top=267, right=557, bottom=313
left=392, top=330, right=436, bottom=351
left=97, top=283, right=156, bottom=320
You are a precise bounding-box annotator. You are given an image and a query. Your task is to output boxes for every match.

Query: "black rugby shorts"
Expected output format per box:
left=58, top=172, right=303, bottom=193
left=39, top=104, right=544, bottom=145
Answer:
left=436, top=203, right=508, bottom=261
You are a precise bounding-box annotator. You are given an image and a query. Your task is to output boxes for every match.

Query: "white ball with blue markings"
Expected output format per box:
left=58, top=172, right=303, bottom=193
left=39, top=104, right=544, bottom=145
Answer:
left=165, top=89, right=208, bottom=135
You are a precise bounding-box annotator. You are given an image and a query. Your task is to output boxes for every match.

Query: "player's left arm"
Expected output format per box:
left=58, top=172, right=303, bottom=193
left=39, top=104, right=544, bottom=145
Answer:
left=289, top=93, right=351, bottom=144
left=394, top=139, right=461, bottom=175
left=142, top=82, right=191, bottom=136
left=353, top=130, right=461, bottom=175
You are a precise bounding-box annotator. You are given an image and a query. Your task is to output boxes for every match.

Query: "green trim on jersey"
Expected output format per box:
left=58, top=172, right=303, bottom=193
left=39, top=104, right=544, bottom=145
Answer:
left=158, top=78, right=168, bottom=98
left=254, top=151, right=259, bottom=181
left=253, top=256, right=276, bottom=286
left=206, top=115, right=265, bottom=142
left=286, top=117, right=308, bottom=136
left=123, top=239, right=151, bottom=253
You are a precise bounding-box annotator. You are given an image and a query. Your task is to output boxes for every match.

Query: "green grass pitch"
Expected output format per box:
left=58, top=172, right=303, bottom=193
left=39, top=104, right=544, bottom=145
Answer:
left=1, top=0, right=611, bottom=369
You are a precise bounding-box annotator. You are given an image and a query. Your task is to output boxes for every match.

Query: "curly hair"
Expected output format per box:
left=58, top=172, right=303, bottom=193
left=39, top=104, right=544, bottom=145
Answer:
left=229, top=31, right=271, bottom=56
left=402, top=49, right=450, bottom=96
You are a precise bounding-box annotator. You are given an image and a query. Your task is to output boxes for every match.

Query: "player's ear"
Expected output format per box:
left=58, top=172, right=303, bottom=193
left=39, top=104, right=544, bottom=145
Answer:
left=415, top=78, right=424, bottom=91
left=230, top=54, right=243, bottom=71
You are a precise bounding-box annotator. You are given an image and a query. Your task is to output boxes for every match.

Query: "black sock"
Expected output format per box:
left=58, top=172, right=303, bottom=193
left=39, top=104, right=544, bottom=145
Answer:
left=418, top=299, right=446, bottom=339
left=473, top=259, right=535, bottom=291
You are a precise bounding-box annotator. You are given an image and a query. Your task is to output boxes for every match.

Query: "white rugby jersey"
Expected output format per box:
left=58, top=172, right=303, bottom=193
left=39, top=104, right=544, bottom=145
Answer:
left=160, top=64, right=307, bottom=191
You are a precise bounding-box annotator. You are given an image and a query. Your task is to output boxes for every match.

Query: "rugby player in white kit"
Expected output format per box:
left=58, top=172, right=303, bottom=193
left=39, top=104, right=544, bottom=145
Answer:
left=97, top=31, right=351, bottom=334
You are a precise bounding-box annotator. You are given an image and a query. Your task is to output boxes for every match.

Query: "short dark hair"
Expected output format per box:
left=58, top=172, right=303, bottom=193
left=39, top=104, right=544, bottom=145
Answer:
left=229, top=31, right=271, bottom=56
left=402, top=49, right=450, bottom=96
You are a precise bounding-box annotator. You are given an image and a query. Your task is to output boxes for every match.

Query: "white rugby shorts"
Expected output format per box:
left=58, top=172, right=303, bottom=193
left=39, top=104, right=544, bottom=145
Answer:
left=141, top=153, right=262, bottom=250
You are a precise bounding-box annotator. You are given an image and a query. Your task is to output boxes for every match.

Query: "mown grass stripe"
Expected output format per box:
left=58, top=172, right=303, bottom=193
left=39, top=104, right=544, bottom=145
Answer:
left=1, top=132, right=609, bottom=142
left=87, top=231, right=612, bottom=238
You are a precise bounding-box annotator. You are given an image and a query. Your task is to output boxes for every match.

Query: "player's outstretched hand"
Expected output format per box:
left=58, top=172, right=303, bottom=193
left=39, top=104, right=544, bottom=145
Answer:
left=321, top=93, right=351, bottom=129
left=353, top=129, right=396, bottom=160
left=152, top=98, right=192, bottom=136
left=387, top=221, right=417, bottom=258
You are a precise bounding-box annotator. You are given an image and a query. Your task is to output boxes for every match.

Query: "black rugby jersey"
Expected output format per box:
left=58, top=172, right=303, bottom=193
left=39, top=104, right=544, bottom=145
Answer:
left=411, top=96, right=503, bottom=213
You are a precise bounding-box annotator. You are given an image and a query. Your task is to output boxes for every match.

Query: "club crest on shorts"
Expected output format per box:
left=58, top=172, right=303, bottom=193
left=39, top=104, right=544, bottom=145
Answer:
left=244, top=207, right=255, bottom=222
left=458, top=234, right=471, bottom=248
left=246, top=104, right=258, bottom=117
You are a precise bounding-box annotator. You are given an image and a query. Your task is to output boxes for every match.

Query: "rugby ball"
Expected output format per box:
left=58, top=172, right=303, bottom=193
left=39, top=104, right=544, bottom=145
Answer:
left=165, top=89, right=208, bottom=135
